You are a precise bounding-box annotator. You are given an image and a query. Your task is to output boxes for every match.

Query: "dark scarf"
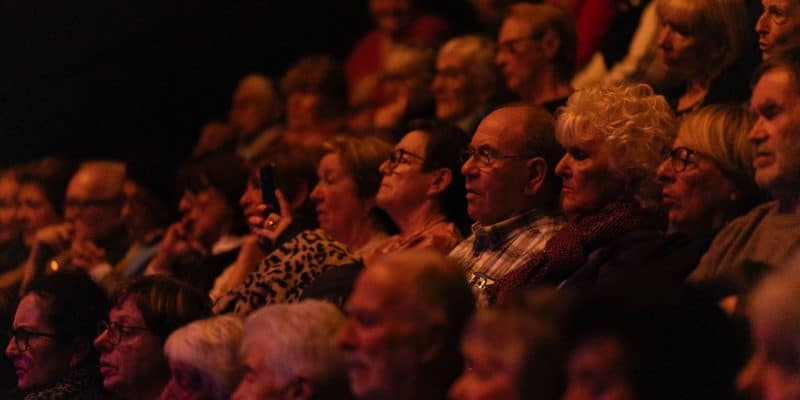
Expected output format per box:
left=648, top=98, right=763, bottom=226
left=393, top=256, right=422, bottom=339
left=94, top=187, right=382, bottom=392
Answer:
left=490, top=200, right=662, bottom=305
left=21, top=365, right=106, bottom=400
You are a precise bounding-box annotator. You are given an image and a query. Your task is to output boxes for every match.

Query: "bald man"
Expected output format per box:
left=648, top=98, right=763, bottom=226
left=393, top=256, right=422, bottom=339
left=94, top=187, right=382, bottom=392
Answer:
left=338, top=250, right=475, bottom=400
left=448, top=104, right=564, bottom=306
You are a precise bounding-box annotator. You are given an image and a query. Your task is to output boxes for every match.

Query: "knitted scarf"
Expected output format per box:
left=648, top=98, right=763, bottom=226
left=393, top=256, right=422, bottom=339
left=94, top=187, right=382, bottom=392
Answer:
left=489, top=200, right=663, bottom=305
left=22, top=366, right=106, bottom=400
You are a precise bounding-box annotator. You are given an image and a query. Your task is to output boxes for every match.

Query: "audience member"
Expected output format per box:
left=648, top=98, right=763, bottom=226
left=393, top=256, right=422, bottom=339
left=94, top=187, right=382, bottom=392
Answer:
left=162, top=315, right=243, bottom=400
left=6, top=271, right=107, bottom=399
left=449, top=304, right=564, bottom=400
left=194, top=74, right=283, bottom=161
left=22, top=161, right=129, bottom=291
left=369, top=120, right=468, bottom=263
left=0, top=169, right=26, bottom=283
left=495, top=3, right=577, bottom=113
left=737, top=254, right=800, bottom=399
left=146, top=152, right=247, bottom=293
left=15, top=158, right=75, bottom=251
left=232, top=300, right=351, bottom=400
left=690, top=50, right=800, bottom=291
left=346, top=0, right=451, bottom=107
left=281, top=54, right=348, bottom=147
left=449, top=105, right=564, bottom=306
left=94, top=276, right=211, bottom=400
left=756, top=0, right=800, bottom=60
left=432, top=35, right=497, bottom=135
left=656, top=0, right=756, bottom=115
left=492, top=82, right=675, bottom=302
left=338, top=250, right=475, bottom=400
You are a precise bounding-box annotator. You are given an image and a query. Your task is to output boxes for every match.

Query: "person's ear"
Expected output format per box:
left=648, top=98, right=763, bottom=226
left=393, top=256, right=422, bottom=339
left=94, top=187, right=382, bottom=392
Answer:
left=540, top=29, right=561, bottom=62
left=69, top=338, right=91, bottom=368
left=284, top=377, right=313, bottom=400
left=426, top=168, right=453, bottom=197
left=524, top=157, right=547, bottom=196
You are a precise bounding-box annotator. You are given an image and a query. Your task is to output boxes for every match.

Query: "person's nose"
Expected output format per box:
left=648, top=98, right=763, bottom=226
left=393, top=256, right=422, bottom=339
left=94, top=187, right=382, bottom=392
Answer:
left=554, top=154, right=570, bottom=178
left=5, top=335, right=18, bottom=358
left=93, top=328, right=111, bottom=352
left=748, top=118, right=768, bottom=144
left=656, top=158, right=675, bottom=184
left=336, top=320, right=358, bottom=352
left=755, top=12, right=769, bottom=35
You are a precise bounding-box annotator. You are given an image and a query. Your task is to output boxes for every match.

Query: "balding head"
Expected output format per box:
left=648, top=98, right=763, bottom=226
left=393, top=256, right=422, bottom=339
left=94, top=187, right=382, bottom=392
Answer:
left=65, top=161, right=126, bottom=240
left=339, top=250, right=474, bottom=400
left=463, top=104, right=562, bottom=224
left=229, top=74, right=280, bottom=138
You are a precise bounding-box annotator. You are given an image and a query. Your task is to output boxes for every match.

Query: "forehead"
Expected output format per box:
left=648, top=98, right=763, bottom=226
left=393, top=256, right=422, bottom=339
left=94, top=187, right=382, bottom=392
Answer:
left=66, top=169, right=114, bottom=199
left=472, top=111, right=524, bottom=150
left=318, top=153, right=345, bottom=175
left=110, top=297, right=147, bottom=326
left=14, top=293, right=50, bottom=329
left=498, top=17, right=535, bottom=40
left=436, top=52, right=467, bottom=69
left=753, top=68, right=798, bottom=106
left=348, top=265, right=415, bottom=316
left=657, top=0, right=695, bottom=21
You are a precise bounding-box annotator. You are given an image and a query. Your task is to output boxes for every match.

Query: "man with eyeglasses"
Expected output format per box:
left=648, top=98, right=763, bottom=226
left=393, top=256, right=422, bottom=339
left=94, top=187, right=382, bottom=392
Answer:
left=22, top=161, right=130, bottom=291
left=495, top=3, right=576, bottom=114
left=449, top=105, right=564, bottom=306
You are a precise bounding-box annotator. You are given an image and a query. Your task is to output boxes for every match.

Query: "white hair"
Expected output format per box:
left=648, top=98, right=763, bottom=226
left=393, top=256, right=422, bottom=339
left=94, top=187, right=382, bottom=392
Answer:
left=163, top=315, right=244, bottom=400
left=438, top=34, right=497, bottom=98
left=241, top=300, right=346, bottom=387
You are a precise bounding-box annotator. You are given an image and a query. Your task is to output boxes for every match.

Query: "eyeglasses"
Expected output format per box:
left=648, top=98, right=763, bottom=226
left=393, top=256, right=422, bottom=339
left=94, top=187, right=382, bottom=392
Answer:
left=495, top=31, right=546, bottom=56
left=64, top=196, right=122, bottom=210
left=385, top=149, right=425, bottom=172
left=97, top=320, right=155, bottom=346
left=7, top=328, right=59, bottom=352
left=461, top=147, right=533, bottom=167
left=663, top=147, right=698, bottom=173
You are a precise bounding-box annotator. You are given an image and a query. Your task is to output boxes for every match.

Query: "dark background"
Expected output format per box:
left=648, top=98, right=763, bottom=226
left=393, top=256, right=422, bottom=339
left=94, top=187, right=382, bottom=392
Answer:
left=0, top=0, right=475, bottom=166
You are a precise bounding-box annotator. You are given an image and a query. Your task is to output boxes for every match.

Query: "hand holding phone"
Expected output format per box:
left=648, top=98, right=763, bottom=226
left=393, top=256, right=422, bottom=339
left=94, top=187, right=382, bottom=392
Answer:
left=259, top=165, right=281, bottom=213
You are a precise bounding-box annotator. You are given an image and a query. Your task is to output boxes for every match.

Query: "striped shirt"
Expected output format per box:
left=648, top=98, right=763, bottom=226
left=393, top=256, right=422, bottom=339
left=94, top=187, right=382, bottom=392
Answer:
left=449, top=210, right=564, bottom=306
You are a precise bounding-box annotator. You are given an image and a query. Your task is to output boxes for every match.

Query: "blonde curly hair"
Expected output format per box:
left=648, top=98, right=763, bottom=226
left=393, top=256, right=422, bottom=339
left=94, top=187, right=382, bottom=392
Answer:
left=556, top=82, right=677, bottom=210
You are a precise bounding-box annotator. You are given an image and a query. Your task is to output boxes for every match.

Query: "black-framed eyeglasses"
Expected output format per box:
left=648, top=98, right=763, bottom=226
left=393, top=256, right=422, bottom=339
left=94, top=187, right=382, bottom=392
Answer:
left=96, top=320, right=155, bottom=346
left=385, top=149, right=425, bottom=173
left=461, top=147, right=533, bottom=167
left=7, top=328, right=59, bottom=352
left=663, top=146, right=698, bottom=173
left=495, top=31, right=547, bottom=56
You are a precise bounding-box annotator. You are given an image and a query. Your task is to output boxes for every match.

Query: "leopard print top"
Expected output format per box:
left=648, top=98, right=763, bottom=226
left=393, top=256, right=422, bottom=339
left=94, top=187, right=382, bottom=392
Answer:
left=213, top=229, right=361, bottom=316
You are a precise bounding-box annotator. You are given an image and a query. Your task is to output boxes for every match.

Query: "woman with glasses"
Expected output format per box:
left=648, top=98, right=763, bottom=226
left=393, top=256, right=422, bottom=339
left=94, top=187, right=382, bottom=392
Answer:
left=93, top=275, right=211, bottom=400
left=5, top=271, right=107, bottom=399
left=366, top=120, right=469, bottom=264
left=490, top=82, right=676, bottom=302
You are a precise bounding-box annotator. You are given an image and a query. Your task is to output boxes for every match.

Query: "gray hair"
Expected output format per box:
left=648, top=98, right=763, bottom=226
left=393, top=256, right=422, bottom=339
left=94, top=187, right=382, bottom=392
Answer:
left=163, top=315, right=244, bottom=400
left=438, top=34, right=497, bottom=99
left=241, top=300, right=346, bottom=387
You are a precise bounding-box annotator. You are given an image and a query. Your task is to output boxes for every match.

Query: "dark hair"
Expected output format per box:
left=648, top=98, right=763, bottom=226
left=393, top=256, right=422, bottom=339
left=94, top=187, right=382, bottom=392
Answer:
left=251, top=142, right=322, bottom=207
left=16, top=157, right=77, bottom=217
left=406, top=119, right=471, bottom=234
left=26, top=271, right=108, bottom=364
left=177, top=151, right=248, bottom=234
left=125, top=158, right=174, bottom=227
left=112, top=275, right=212, bottom=341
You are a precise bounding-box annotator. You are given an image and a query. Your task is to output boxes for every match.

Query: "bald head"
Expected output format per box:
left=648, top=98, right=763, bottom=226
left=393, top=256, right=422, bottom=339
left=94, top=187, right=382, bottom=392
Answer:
left=66, top=161, right=125, bottom=240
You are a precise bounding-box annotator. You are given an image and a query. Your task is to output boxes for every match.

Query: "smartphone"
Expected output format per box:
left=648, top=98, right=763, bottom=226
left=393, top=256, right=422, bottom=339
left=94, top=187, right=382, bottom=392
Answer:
left=259, top=165, right=280, bottom=213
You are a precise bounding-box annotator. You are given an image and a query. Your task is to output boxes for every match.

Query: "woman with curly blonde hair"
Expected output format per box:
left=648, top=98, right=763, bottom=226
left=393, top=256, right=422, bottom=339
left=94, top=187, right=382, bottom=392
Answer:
left=492, top=82, right=677, bottom=302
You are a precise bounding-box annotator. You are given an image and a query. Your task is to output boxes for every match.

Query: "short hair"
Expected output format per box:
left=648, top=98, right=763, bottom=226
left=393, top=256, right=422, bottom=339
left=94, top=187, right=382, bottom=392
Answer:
left=241, top=300, right=346, bottom=388
left=752, top=46, right=800, bottom=94
left=438, top=35, right=497, bottom=100
left=250, top=142, right=321, bottom=207
left=26, top=271, right=108, bottom=365
left=556, top=82, right=677, bottom=211
left=164, top=315, right=243, bottom=400
left=321, top=136, right=393, bottom=200
left=281, top=54, right=348, bottom=120
left=112, top=275, right=212, bottom=341
left=655, top=0, right=753, bottom=79
left=678, top=104, right=762, bottom=213
left=384, top=45, right=435, bottom=79
left=16, top=157, right=76, bottom=216
left=504, top=3, right=577, bottom=81
left=406, top=119, right=470, bottom=234
left=177, top=152, right=248, bottom=232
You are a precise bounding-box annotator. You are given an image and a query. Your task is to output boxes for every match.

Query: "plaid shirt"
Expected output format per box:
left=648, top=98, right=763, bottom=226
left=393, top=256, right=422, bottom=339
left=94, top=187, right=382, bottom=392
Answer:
left=449, top=209, right=564, bottom=306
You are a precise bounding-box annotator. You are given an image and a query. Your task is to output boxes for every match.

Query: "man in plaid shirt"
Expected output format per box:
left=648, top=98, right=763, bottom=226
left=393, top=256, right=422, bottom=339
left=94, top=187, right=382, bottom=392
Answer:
left=449, top=105, right=564, bottom=306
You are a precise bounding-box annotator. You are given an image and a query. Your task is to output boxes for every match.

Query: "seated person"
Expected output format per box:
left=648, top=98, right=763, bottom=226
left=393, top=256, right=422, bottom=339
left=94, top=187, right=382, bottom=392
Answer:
left=214, top=136, right=389, bottom=314
left=369, top=119, right=469, bottom=263
left=194, top=74, right=283, bottom=161
left=492, top=82, right=676, bottom=303
left=689, top=50, right=800, bottom=291
left=432, top=34, right=498, bottom=136
left=146, top=152, right=248, bottom=293
left=22, top=161, right=129, bottom=291
left=5, top=271, right=107, bottom=399
left=0, top=168, right=27, bottom=281
left=756, top=0, right=800, bottom=60
left=338, top=250, right=475, bottom=400
left=448, top=105, right=564, bottom=306
left=94, top=275, right=211, bottom=400
left=162, top=315, right=243, bottom=400
left=495, top=3, right=577, bottom=113
left=231, top=300, right=351, bottom=400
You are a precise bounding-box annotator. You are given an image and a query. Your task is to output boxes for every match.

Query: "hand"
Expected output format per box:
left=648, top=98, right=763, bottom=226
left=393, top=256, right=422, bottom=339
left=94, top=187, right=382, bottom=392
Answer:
left=68, top=239, right=108, bottom=272
left=249, top=189, right=293, bottom=247
left=31, top=223, right=74, bottom=257
left=161, top=220, right=207, bottom=259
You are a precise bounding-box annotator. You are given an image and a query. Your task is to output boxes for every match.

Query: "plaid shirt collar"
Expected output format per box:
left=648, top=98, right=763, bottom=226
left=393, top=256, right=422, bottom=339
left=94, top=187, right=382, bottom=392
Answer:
left=471, top=209, right=547, bottom=255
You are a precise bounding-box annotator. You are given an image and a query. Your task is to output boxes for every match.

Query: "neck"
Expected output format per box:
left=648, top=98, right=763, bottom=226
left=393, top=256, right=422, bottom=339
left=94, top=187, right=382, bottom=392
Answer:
left=391, top=201, right=446, bottom=238
left=337, top=214, right=383, bottom=252
left=773, top=188, right=800, bottom=213
left=519, top=67, right=571, bottom=105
